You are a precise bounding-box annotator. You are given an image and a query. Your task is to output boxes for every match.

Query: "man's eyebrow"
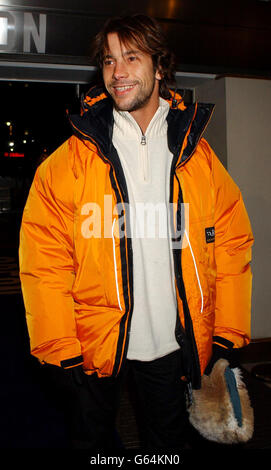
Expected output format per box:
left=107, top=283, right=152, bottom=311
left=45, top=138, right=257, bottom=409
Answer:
left=123, top=49, right=141, bottom=56
left=103, top=49, right=141, bottom=60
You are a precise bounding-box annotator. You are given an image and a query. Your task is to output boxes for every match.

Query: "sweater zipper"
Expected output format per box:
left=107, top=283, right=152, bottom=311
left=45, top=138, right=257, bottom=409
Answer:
left=140, top=133, right=148, bottom=182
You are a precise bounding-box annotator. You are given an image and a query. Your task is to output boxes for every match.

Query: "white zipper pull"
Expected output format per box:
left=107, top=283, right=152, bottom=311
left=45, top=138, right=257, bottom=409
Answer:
left=141, top=134, right=146, bottom=145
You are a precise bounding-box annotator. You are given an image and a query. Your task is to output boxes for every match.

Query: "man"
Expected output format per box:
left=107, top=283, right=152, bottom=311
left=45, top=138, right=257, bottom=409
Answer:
left=19, top=15, right=254, bottom=451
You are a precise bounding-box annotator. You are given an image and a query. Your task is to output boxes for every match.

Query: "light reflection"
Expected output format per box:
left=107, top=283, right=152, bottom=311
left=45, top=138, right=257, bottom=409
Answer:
left=167, top=0, right=178, bottom=18
left=0, top=17, right=8, bottom=45
left=147, top=0, right=178, bottom=19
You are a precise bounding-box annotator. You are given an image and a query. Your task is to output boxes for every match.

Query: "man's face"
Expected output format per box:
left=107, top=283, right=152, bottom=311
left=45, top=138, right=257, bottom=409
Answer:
left=102, top=32, right=161, bottom=113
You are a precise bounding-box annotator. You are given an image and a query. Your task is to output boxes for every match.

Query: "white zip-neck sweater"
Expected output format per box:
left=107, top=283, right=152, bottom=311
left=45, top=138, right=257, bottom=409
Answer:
left=113, top=98, right=180, bottom=361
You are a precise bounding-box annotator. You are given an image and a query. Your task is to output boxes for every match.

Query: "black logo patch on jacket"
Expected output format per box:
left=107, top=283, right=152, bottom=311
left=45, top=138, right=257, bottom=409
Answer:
left=205, top=227, right=215, bottom=244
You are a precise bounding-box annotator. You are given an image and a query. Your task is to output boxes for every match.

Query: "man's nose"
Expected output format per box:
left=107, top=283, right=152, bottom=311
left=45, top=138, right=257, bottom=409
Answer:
left=113, top=61, right=129, bottom=80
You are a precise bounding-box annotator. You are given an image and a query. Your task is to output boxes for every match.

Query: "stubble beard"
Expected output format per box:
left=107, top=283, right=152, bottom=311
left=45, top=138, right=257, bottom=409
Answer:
left=109, top=76, right=156, bottom=113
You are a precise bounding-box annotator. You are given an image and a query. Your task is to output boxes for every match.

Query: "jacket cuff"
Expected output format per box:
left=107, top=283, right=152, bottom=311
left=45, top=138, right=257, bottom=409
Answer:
left=213, top=335, right=234, bottom=349
left=205, top=336, right=238, bottom=375
left=60, top=355, right=84, bottom=369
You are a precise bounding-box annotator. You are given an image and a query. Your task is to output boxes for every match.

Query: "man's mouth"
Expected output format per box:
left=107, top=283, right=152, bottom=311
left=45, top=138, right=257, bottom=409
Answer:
left=112, top=84, right=136, bottom=95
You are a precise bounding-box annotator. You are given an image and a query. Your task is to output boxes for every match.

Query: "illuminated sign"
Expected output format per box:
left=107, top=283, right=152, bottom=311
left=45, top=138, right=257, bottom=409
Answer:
left=0, top=8, right=100, bottom=58
left=0, top=11, right=46, bottom=53
left=4, top=152, right=25, bottom=158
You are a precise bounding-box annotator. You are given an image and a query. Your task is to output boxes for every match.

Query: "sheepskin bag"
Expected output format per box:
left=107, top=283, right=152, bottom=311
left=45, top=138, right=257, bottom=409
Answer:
left=188, top=359, right=254, bottom=444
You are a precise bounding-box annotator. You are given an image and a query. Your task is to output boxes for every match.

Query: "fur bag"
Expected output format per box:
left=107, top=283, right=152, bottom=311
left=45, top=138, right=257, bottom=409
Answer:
left=187, top=359, right=254, bottom=444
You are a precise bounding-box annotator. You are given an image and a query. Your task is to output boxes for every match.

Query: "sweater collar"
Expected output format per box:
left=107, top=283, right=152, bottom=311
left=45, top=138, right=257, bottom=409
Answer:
left=113, top=97, right=170, bottom=140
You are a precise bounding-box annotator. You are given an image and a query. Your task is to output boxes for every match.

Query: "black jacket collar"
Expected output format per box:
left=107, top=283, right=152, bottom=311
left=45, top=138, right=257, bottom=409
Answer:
left=69, top=86, right=214, bottom=164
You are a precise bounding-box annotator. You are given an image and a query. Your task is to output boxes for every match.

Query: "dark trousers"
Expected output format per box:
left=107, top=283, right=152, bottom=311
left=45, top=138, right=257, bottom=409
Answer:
left=128, top=349, right=188, bottom=451
left=55, top=349, right=188, bottom=451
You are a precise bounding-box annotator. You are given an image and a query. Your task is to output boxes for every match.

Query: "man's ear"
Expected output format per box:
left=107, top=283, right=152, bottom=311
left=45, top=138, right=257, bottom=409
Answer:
left=155, top=67, right=162, bottom=81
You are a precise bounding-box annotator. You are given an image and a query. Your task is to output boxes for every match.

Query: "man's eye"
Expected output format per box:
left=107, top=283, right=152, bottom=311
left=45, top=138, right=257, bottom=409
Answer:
left=104, top=59, right=114, bottom=66
left=128, top=56, right=137, bottom=62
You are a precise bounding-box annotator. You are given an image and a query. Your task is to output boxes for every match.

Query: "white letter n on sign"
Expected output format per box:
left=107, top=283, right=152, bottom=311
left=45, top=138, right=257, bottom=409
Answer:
left=23, top=13, right=47, bottom=53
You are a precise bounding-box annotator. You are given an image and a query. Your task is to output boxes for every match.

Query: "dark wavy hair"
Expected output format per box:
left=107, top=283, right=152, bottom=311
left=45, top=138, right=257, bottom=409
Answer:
left=91, top=14, right=176, bottom=99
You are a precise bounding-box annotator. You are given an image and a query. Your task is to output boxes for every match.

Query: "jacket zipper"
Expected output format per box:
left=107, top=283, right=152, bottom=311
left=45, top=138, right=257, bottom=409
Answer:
left=108, top=166, right=133, bottom=376
left=173, top=172, right=202, bottom=389
left=170, top=105, right=215, bottom=388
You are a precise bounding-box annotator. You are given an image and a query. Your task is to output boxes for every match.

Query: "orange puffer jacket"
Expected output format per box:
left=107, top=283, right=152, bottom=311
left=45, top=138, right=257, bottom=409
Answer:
left=19, top=88, right=254, bottom=389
